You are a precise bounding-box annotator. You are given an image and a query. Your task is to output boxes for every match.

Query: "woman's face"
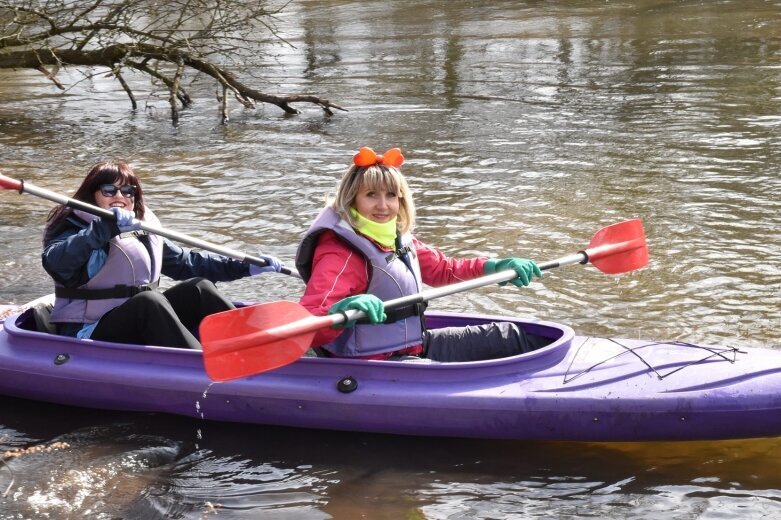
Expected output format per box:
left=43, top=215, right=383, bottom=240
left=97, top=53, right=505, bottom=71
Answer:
left=94, top=182, right=136, bottom=211
left=354, top=183, right=399, bottom=223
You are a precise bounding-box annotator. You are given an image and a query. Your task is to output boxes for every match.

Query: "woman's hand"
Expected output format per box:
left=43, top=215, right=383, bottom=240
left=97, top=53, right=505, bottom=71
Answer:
left=249, top=254, right=283, bottom=275
left=328, top=294, right=386, bottom=328
left=484, top=258, right=542, bottom=287
left=110, top=207, right=141, bottom=233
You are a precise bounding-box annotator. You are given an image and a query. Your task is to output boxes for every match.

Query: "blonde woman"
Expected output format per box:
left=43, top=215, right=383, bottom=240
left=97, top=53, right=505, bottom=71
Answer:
left=296, top=147, right=544, bottom=361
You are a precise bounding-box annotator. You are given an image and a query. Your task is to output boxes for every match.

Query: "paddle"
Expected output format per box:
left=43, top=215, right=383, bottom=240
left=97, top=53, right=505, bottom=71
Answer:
left=199, top=219, right=649, bottom=381
left=0, top=172, right=300, bottom=278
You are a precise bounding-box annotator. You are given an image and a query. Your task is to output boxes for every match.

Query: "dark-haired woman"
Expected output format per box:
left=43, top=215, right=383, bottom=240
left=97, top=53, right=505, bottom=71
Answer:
left=42, top=160, right=283, bottom=349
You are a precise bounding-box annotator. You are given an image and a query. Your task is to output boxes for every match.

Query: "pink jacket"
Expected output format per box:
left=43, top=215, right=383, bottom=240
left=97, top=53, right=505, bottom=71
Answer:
left=299, top=230, right=487, bottom=353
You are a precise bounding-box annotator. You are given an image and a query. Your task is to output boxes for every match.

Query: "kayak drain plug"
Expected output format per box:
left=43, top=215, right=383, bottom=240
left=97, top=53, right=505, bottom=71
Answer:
left=337, top=376, right=358, bottom=393
left=54, top=353, right=70, bottom=365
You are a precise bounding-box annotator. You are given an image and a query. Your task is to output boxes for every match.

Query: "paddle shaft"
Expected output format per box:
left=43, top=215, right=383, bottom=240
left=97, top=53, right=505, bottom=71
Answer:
left=323, top=238, right=643, bottom=329
left=255, top=250, right=596, bottom=343
left=1, top=175, right=301, bottom=279
left=332, top=253, right=585, bottom=326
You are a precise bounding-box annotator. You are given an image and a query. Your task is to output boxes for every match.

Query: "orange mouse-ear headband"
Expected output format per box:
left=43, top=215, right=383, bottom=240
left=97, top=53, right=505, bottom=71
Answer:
left=352, top=147, right=405, bottom=168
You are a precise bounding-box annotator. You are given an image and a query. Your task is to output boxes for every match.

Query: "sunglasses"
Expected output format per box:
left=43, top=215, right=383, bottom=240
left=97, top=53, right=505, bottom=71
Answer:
left=99, top=184, right=136, bottom=198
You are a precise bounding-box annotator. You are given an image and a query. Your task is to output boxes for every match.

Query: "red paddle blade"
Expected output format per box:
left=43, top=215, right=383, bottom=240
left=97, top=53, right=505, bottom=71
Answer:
left=584, top=219, right=649, bottom=274
left=200, top=301, right=317, bottom=382
left=0, top=173, right=22, bottom=191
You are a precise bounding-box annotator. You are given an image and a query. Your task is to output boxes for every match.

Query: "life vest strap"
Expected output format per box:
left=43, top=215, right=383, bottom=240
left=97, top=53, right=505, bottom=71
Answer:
left=55, top=280, right=159, bottom=300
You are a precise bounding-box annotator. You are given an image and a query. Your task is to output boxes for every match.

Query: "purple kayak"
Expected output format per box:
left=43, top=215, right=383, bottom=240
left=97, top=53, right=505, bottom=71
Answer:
left=1, top=304, right=780, bottom=442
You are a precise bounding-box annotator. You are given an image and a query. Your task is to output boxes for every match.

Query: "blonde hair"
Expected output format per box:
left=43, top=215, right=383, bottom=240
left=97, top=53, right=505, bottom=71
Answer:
left=330, top=164, right=416, bottom=234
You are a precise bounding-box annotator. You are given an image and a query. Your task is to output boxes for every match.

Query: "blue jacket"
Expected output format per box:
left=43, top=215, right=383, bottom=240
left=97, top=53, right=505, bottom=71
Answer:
left=42, top=209, right=249, bottom=332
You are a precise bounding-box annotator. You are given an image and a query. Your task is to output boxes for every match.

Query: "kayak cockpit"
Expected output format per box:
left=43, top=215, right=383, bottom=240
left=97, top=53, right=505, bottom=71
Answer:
left=5, top=302, right=575, bottom=372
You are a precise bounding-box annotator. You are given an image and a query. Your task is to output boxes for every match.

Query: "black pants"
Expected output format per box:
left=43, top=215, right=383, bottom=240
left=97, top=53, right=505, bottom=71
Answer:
left=91, top=278, right=234, bottom=350
left=423, top=322, right=550, bottom=362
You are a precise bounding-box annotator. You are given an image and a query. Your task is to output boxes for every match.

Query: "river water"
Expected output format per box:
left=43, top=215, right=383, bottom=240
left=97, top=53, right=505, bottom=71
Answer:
left=1, top=0, right=780, bottom=518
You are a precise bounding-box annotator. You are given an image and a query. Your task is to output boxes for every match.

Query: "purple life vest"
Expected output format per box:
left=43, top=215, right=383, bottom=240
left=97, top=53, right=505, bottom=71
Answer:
left=49, top=208, right=164, bottom=324
left=296, top=207, right=424, bottom=357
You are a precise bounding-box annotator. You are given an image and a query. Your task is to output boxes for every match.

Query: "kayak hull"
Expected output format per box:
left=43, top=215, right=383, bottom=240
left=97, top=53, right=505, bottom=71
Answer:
left=2, top=307, right=780, bottom=442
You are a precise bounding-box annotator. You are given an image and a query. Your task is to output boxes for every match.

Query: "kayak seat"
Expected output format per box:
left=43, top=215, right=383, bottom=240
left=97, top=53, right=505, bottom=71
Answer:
left=32, top=302, right=56, bottom=334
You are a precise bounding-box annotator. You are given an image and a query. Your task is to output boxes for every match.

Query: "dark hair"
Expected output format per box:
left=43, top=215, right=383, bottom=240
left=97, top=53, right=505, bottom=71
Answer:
left=44, top=161, right=145, bottom=242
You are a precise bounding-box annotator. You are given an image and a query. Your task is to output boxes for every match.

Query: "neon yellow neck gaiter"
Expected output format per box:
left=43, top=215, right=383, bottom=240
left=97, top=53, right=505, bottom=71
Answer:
left=350, top=208, right=397, bottom=248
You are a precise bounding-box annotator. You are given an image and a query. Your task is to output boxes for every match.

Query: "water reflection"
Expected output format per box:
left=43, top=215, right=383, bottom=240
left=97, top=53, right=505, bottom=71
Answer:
left=3, top=396, right=781, bottom=518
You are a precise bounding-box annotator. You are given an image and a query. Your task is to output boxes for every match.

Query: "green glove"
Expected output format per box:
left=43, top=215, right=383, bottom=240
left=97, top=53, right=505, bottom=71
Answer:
left=328, top=294, right=387, bottom=329
left=484, top=258, right=542, bottom=288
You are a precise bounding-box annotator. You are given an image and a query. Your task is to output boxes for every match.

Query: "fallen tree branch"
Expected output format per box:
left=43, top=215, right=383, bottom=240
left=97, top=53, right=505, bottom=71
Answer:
left=0, top=1, right=347, bottom=123
left=0, top=44, right=347, bottom=118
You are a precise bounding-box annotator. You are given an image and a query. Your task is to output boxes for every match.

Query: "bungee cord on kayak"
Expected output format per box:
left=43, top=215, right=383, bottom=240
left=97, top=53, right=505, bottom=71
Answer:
left=563, top=338, right=743, bottom=384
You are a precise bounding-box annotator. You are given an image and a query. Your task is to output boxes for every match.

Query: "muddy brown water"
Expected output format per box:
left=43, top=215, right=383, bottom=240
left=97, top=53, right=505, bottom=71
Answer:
left=1, top=1, right=780, bottom=518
